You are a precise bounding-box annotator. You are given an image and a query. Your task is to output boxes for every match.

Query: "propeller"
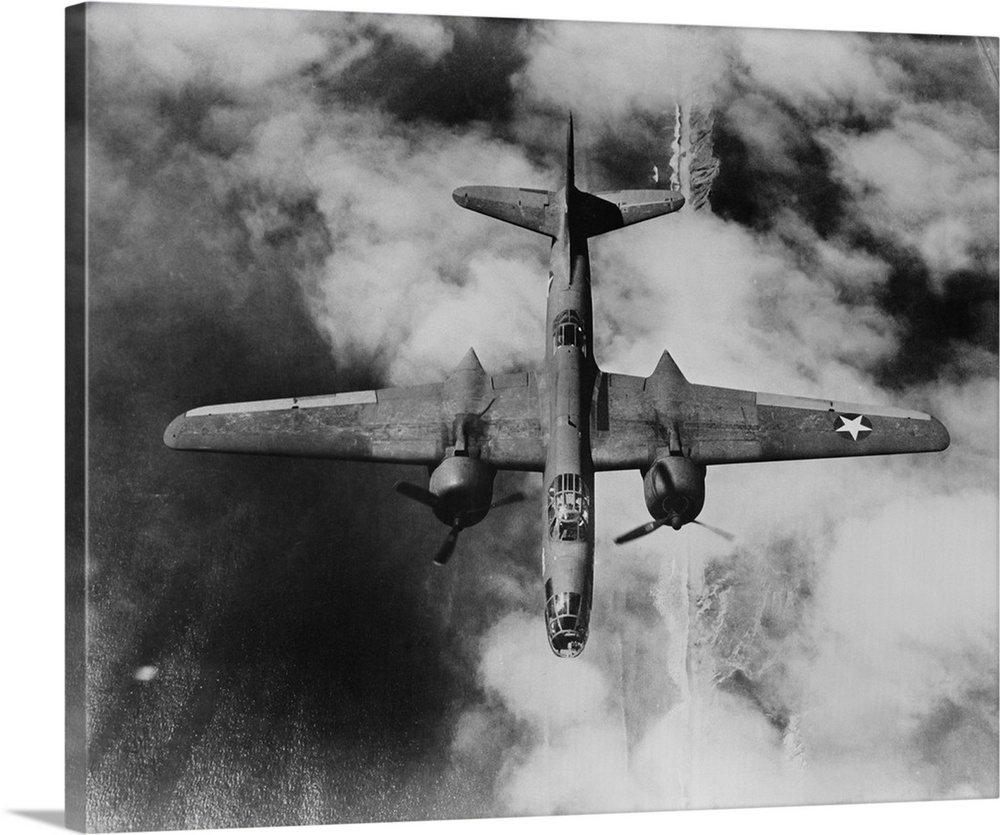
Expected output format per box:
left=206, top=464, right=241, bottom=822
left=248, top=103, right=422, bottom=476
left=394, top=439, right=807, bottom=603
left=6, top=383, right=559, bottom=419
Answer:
left=691, top=520, right=735, bottom=542
left=614, top=516, right=735, bottom=545
left=394, top=481, right=526, bottom=565
left=394, top=480, right=440, bottom=510
left=614, top=517, right=670, bottom=544
left=490, top=490, right=526, bottom=509
left=434, top=525, right=463, bottom=565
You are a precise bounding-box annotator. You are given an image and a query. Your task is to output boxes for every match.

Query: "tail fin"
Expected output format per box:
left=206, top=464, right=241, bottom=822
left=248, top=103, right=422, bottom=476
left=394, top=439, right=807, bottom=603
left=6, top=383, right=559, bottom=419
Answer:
left=566, top=112, right=575, bottom=195
left=453, top=115, right=684, bottom=239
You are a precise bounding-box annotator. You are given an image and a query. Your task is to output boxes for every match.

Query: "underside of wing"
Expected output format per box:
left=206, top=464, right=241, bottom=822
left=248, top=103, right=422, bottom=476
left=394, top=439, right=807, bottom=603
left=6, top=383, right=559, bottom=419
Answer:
left=743, top=391, right=949, bottom=464
left=452, top=186, right=560, bottom=237
left=164, top=351, right=547, bottom=470
left=591, top=352, right=949, bottom=469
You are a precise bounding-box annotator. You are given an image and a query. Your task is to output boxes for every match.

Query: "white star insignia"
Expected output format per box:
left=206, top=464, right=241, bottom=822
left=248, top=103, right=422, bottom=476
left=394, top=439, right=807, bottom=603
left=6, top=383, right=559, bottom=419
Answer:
left=835, top=413, right=872, bottom=441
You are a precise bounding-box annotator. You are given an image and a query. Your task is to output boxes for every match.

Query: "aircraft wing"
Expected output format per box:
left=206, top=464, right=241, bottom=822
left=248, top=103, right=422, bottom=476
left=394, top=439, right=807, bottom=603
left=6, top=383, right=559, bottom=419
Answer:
left=163, top=354, right=548, bottom=471
left=591, top=352, right=949, bottom=470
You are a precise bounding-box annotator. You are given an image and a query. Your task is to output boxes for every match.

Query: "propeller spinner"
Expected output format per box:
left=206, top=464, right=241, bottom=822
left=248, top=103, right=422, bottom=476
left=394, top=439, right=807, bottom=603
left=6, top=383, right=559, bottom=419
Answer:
left=613, top=455, right=732, bottom=545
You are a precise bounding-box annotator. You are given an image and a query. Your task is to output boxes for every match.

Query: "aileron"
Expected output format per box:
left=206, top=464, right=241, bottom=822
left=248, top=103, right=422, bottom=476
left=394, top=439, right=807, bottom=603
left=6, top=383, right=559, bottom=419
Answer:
left=755, top=390, right=933, bottom=420
left=185, top=389, right=378, bottom=417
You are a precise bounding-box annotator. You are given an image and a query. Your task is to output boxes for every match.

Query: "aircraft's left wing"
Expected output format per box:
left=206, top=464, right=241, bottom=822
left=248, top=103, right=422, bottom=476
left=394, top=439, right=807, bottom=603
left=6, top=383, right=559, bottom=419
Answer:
left=591, top=352, right=949, bottom=470
left=164, top=351, right=548, bottom=471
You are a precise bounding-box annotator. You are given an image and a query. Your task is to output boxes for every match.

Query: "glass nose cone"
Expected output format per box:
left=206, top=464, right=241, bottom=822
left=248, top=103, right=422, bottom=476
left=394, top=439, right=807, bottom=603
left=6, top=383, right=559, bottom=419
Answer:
left=544, top=590, right=588, bottom=657
left=548, top=629, right=586, bottom=658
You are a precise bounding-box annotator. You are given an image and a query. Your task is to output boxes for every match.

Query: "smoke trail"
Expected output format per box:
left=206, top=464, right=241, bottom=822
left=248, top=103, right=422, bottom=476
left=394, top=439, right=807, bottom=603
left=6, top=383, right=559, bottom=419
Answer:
left=669, top=98, right=719, bottom=210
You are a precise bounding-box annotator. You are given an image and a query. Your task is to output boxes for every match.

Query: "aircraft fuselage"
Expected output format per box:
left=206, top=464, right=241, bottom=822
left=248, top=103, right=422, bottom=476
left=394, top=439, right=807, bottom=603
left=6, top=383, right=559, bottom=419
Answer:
left=541, top=187, right=599, bottom=657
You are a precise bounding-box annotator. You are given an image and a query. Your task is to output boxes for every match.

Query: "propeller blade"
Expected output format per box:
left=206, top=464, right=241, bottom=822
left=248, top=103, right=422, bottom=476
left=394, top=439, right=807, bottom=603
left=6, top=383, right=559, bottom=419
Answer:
left=394, top=480, right=440, bottom=510
left=692, top=520, right=736, bottom=542
left=433, top=526, right=462, bottom=565
left=490, top=490, right=527, bottom=509
left=614, top=517, right=670, bottom=545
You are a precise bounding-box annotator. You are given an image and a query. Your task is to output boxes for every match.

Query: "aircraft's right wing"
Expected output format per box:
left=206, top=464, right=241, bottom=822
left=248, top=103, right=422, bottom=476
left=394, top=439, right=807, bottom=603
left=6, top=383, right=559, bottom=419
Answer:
left=591, top=352, right=949, bottom=470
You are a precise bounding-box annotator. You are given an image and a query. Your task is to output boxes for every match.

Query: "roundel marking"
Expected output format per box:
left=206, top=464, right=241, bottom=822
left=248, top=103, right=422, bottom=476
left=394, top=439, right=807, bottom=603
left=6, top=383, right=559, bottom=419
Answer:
left=834, top=413, right=873, bottom=441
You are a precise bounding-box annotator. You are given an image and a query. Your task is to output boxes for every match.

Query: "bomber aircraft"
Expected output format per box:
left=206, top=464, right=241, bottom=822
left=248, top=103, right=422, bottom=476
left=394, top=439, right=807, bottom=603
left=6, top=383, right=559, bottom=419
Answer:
left=164, top=118, right=950, bottom=658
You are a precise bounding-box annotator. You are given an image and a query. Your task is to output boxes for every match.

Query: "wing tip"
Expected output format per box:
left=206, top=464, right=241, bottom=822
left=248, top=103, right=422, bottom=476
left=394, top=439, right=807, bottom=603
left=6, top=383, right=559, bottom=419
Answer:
left=928, top=416, right=951, bottom=452
left=163, top=413, right=185, bottom=449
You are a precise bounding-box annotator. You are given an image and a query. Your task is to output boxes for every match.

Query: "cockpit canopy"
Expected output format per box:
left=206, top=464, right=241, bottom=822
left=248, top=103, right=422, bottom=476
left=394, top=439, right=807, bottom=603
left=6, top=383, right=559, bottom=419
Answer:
left=547, top=473, right=590, bottom=541
left=552, top=309, right=587, bottom=356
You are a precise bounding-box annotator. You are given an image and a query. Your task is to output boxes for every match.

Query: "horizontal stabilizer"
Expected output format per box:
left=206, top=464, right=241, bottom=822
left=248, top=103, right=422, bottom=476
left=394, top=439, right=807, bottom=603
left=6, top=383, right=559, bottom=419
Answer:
left=453, top=186, right=560, bottom=237
left=576, top=189, right=684, bottom=237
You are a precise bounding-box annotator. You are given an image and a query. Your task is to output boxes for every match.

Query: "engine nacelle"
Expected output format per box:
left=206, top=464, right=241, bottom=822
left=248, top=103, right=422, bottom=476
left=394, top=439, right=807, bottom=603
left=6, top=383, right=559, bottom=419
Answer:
left=428, top=455, right=497, bottom=528
left=643, top=456, right=706, bottom=530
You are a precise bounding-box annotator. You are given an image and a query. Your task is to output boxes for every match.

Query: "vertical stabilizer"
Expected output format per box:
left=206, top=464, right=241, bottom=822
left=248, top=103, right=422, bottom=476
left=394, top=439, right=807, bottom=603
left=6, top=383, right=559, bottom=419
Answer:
left=566, top=112, right=576, bottom=195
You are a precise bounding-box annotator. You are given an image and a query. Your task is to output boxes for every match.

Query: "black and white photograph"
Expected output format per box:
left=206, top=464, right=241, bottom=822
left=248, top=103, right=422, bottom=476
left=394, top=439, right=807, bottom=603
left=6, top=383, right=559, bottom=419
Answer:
left=45, top=0, right=1000, bottom=832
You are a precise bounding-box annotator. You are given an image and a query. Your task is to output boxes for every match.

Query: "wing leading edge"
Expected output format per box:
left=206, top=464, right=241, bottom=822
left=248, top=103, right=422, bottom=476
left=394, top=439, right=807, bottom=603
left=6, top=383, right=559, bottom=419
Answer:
left=590, top=351, right=949, bottom=470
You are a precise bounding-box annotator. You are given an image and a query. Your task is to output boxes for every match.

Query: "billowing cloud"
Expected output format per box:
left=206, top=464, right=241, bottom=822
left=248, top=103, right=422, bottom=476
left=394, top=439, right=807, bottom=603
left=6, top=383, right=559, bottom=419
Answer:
left=734, top=27, right=904, bottom=106
left=514, top=21, right=733, bottom=120
left=826, top=115, right=999, bottom=280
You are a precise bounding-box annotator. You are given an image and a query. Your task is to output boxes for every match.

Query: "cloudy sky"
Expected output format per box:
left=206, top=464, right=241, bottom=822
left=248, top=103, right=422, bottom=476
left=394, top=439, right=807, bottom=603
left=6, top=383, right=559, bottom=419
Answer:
left=61, top=2, right=998, bottom=831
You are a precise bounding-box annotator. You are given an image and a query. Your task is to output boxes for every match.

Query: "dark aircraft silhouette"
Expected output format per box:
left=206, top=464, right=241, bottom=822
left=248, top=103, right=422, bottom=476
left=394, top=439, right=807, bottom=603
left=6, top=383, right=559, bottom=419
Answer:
left=165, top=117, right=949, bottom=658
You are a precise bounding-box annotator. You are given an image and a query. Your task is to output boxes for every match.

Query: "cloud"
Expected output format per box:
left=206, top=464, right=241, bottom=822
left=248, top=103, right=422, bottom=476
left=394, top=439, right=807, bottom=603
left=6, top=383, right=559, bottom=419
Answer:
left=515, top=21, right=733, bottom=124
left=480, top=613, right=610, bottom=731
left=91, top=4, right=332, bottom=94
left=374, top=13, right=455, bottom=61
left=824, top=114, right=999, bottom=282
left=591, top=211, right=904, bottom=406
left=733, top=28, right=903, bottom=108
left=821, top=490, right=998, bottom=647
left=302, top=121, right=550, bottom=381
left=467, top=468, right=997, bottom=812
